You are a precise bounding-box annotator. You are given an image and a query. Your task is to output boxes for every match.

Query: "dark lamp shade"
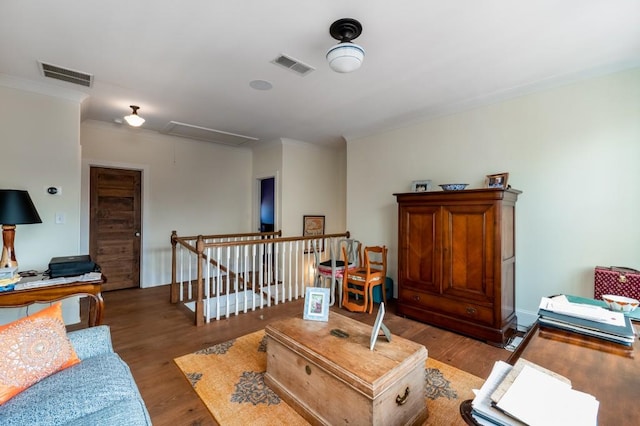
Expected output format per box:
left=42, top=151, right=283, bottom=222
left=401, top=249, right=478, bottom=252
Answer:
left=0, top=190, right=42, bottom=225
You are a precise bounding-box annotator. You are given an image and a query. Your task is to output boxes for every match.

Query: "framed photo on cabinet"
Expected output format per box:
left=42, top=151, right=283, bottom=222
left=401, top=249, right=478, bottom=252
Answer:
left=487, top=172, right=509, bottom=189
left=410, top=180, right=432, bottom=192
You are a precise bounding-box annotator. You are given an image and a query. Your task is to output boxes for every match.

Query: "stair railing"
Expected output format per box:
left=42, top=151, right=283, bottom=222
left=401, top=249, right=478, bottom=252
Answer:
left=170, top=230, right=349, bottom=325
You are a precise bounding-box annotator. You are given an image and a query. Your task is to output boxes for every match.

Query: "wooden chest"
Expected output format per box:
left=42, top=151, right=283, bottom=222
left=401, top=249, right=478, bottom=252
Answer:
left=264, top=313, right=428, bottom=426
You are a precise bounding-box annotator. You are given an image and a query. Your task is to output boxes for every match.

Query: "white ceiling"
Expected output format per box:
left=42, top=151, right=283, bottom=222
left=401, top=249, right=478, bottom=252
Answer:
left=1, top=1, right=639, bottom=147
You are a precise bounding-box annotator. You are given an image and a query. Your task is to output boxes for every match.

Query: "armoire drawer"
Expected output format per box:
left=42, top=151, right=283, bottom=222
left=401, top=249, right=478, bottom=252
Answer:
left=399, top=288, right=494, bottom=326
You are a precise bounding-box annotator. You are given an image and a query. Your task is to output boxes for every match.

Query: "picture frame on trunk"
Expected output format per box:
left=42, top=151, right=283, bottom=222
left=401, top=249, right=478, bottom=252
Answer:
left=303, top=287, right=330, bottom=322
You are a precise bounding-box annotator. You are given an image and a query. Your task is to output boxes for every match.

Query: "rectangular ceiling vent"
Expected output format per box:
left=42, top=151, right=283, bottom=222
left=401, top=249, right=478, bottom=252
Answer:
left=39, top=61, right=93, bottom=87
left=271, top=54, right=315, bottom=76
left=162, top=121, right=259, bottom=146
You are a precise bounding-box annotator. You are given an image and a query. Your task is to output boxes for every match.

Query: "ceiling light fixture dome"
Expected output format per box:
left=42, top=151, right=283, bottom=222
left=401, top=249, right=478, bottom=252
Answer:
left=326, top=18, right=364, bottom=73
left=124, top=105, right=145, bottom=127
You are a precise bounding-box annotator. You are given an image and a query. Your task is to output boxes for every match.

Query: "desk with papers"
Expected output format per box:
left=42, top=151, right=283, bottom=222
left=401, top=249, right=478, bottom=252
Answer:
left=461, top=317, right=640, bottom=425
left=0, top=273, right=105, bottom=326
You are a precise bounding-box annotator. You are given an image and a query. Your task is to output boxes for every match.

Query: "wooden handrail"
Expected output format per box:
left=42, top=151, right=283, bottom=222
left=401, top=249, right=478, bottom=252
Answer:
left=170, top=230, right=351, bottom=325
left=173, top=230, right=281, bottom=242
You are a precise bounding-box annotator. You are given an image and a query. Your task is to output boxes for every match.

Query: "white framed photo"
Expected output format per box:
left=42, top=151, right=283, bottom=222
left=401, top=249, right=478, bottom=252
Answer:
left=369, top=302, right=392, bottom=350
left=303, top=287, right=330, bottom=322
left=411, top=180, right=432, bottom=192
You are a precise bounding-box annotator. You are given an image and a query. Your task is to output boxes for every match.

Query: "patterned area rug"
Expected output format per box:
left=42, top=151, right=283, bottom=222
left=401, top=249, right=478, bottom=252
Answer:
left=174, top=330, right=483, bottom=426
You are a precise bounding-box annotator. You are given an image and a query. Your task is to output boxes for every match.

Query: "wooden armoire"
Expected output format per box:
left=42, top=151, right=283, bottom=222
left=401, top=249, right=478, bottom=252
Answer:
left=394, top=188, right=521, bottom=345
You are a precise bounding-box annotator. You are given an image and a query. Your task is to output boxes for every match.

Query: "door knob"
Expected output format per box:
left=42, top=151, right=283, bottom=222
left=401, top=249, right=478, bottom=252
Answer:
left=135, top=232, right=141, bottom=237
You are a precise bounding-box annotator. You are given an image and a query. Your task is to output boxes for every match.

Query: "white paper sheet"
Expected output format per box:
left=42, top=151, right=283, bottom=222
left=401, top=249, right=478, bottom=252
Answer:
left=471, top=361, right=526, bottom=426
left=496, top=365, right=599, bottom=426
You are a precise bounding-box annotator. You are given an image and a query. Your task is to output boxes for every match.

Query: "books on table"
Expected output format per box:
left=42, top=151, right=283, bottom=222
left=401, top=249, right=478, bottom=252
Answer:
left=471, top=359, right=599, bottom=426
left=0, top=266, right=20, bottom=291
left=537, top=295, right=636, bottom=346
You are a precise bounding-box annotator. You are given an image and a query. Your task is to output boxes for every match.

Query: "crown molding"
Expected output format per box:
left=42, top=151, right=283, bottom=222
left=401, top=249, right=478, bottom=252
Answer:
left=0, top=73, right=89, bottom=103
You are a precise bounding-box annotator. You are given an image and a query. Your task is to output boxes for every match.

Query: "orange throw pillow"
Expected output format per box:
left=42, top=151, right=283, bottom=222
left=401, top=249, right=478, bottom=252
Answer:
left=0, top=303, right=80, bottom=404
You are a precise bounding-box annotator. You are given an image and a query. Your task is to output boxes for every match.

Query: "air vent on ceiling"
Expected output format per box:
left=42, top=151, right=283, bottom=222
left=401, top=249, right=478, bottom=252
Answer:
left=271, top=54, right=315, bottom=76
left=39, top=61, right=93, bottom=87
left=162, top=121, right=259, bottom=146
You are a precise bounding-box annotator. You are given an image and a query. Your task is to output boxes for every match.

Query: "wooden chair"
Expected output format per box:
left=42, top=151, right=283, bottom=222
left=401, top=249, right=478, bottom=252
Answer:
left=342, top=245, right=387, bottom=314
left=315, top=238, right=361, bottom=307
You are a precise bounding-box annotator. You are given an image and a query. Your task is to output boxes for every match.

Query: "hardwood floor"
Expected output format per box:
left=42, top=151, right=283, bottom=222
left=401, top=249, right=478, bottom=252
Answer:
left=102, top=285, right=512, bottom=426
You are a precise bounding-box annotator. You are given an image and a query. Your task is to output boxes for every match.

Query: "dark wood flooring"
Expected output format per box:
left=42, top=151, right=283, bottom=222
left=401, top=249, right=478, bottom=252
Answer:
left=102, top=285, right=511, bottom=426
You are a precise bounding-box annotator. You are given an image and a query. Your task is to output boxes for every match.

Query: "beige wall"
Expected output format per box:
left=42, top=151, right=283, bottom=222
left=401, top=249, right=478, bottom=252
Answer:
left=80, top=120, right=253, bottom=287
left=5, top=68, right=638, bottom=326
left=252, top=138, right=283, bottom=232
left=0, top=82, right=83, bottom=270
left=251, top=138, right=346, bottom=237
left=346, top=68, right=640, bottom=325
left=281, top=138, right=346, bottom=236
left=0, top=79, right=85, bottom=323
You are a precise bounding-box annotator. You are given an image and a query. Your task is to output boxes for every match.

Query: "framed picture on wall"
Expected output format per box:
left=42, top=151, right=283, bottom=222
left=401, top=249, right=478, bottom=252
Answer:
left=410, top=180, right=432, bottom=192
left=303, top=287, right=330, bottom=322
left=487, top=172, right=509, bottom=189
left=303, top=215, right=325, bottom=252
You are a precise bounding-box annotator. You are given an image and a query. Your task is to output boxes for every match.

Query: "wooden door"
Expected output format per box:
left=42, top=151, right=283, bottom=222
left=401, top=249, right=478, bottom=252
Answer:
left=90, top=167, right=141, bottom=291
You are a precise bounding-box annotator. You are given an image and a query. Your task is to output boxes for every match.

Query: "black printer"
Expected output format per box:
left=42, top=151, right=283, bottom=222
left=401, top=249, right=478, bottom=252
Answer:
left=47, top=255, right=100, bottom=278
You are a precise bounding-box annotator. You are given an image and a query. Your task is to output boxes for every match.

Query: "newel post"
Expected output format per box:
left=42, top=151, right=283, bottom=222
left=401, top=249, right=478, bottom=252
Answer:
left=195, top=235, right=205, bottom=326
left=170, top=230, right=178, bottom=303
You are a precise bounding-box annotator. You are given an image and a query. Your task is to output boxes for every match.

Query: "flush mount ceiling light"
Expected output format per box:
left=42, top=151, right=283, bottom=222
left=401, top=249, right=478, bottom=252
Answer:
left=124, top=105, right=145, bottom=127
left=326, top=18, right=364, bottom=73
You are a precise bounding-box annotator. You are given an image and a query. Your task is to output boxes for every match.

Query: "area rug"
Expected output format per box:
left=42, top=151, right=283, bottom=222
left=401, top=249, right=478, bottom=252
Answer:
left=174, top=330, right=483, bottom=426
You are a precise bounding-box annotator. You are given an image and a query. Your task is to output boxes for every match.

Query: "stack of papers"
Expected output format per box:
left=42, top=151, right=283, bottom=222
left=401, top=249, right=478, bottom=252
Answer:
left=13, top=272, right=102, bottom=291
left=0, top=266, right=20, bottom=291
left=471, top=359, right=599, bottom=425
left=538, top=295, right=636, bottom=346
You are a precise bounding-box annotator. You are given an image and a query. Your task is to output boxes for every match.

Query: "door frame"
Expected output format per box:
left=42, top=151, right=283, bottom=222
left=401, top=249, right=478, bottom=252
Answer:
left=254, top=171, right=279, bottom=233
left=80, top=158, right=150, bottom=287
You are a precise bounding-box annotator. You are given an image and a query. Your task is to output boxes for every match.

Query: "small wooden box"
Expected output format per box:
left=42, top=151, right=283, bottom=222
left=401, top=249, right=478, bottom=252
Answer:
left=264, top=313, right=428, bottom=426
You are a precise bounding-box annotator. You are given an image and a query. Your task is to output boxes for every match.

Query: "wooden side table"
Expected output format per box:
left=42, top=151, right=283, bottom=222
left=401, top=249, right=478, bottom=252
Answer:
left=0, top=275, right=105, bottom=327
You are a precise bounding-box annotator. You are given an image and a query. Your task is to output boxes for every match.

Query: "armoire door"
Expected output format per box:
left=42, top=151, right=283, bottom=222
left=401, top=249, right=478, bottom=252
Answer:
left=398, top=204, right=441, bottom=294
left=441, top=203, right=496, bottom=303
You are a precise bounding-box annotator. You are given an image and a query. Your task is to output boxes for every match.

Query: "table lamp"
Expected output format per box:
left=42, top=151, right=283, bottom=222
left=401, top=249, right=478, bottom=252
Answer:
left=0, top=189, right=42, bottom=269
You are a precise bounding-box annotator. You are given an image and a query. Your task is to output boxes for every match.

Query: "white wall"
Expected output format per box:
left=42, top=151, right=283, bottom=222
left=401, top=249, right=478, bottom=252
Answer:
left=80, top=120, right=253, bottom=287
left=346, top=68, right=640, bottom=326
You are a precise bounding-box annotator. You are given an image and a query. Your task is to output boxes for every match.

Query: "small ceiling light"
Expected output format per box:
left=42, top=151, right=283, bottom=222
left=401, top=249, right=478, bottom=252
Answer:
left=326, top=18, right=364, bottom=73
left=124, top=105, right=145, bottom=127
left=249, top=80, right=273, bottom=91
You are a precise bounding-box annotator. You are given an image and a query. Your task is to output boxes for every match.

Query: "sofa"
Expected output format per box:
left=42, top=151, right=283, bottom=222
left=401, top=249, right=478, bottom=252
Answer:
left=0, top=325, right=152, bottom=425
